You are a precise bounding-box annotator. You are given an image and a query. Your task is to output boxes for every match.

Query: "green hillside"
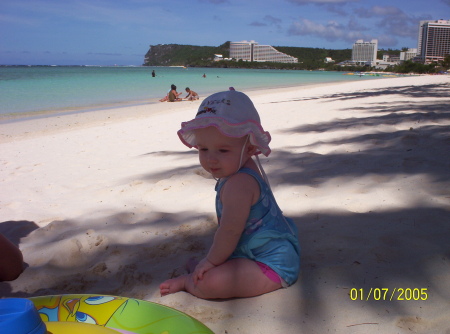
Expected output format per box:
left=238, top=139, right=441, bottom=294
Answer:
left=144, top=42, right=230, bottom=66
left=143, top=41, right=353, bottom=69
left=143, top=42, right=439, bottom=72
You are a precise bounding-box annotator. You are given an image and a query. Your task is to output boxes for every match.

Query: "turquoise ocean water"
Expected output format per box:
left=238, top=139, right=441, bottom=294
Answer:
left=0, top=66, right=383, bottom=119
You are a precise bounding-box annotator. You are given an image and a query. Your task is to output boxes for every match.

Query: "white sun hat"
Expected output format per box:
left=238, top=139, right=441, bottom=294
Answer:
left=177, top=90, right=271, bottom=156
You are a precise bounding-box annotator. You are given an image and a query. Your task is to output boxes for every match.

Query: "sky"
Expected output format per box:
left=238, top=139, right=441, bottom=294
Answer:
left=1, top=0, right=449, bottom=65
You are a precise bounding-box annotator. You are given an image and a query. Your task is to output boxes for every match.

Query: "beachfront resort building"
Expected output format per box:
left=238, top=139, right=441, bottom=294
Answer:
left=213, top=54, right=232, bottom=61
left=230, top=41, right=298, bottom=63
left=417, top=19, right=450, bottom=63
left=400, top=48, right=418, bottom=62
left=351, top=39, right=378, bottom=66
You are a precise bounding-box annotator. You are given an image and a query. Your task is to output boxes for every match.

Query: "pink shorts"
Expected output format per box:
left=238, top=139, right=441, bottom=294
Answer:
left=256, top=262, right=282, bottom=284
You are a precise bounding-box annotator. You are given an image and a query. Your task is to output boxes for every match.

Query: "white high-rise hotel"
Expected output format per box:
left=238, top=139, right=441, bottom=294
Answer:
left=230, top=41, right=298, bottom=63
left=417, top=19, right=450, bottom=63
left=351, top=39, right=378, bottom=66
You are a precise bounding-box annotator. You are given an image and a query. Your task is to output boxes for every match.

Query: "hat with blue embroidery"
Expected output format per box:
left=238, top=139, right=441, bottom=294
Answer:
left=177, top=90, right=271, bottom=156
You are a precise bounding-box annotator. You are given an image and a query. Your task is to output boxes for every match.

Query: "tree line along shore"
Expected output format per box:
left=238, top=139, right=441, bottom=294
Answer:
left=143, top=41, right=450, bottom=74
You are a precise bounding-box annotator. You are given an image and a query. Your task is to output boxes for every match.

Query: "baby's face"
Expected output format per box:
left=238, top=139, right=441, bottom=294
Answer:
left=194, top=127, right=248, bottom=179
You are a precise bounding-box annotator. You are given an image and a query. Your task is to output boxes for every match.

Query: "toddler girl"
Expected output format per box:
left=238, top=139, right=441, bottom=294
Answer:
left=159, top=90, right=300, bottom=299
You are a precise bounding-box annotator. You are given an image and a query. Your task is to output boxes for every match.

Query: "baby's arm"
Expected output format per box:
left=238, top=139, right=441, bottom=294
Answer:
left=193, top=173, right=259, bottom=282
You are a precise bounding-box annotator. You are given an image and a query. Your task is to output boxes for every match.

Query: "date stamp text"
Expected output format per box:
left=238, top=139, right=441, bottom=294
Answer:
left=349, top=288, right=428, bottom=301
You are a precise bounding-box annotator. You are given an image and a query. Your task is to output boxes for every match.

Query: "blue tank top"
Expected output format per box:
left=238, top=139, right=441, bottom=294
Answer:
left=215, top=167, right=301, bottom=286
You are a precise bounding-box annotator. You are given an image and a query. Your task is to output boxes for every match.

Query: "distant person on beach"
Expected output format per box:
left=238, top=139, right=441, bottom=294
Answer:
left=202, top=73, right=206, bottom=78
left=184, top=87, right=199, bottom=101
left=160, top=90, right=300, bottom=299
left=152, top=70, right=156, bottom=77
left=168, top=84, right=183, bottom=102
left=159, top=89, right=170, bottom=102
left=160, top=84, right=182, bottom=102
left=0, top=234, right=24, bottom=281
left=159, top=90, right=169, bottom=102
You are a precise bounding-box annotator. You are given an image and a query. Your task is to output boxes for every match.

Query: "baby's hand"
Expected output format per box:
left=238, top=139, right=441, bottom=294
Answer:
left=192, top=258, right=216, bottom=284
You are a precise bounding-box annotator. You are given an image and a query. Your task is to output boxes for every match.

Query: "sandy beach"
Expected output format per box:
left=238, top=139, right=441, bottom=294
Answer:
left=1, top=75, right=449, bottom=333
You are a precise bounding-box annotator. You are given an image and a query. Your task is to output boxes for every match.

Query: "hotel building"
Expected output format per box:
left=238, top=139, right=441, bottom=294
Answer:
left=400, top=48, right=418, bottom=62
left=417, top=19, right=450, bottom=63
left=230, top=41, right=298, bottom=63
left=351, top=39, right=378, bottom=66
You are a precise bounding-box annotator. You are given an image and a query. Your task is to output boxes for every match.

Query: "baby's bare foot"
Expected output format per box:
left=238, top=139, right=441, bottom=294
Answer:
left=159, top=275, right=187, bottom=296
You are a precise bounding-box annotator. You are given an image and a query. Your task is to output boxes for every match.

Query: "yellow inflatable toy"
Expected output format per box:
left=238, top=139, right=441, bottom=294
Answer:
left=46, top=322, right=121, bottom=333
left=30, top=294, right=213, bottom=334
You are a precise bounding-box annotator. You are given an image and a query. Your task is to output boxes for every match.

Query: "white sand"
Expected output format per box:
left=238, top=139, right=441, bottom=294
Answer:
left=1, top=75, right=449, bottom=333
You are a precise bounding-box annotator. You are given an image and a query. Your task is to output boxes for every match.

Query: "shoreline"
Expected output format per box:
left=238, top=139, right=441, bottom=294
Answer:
left=0, top=75, right=429, bottom=141
left=0, top=98, right=162, bottom=125
left=0, top=68, right=418, bottom=124
left=0, top=80, right=350, bottom=141
left=1, top=74, right=449, bottom=333
left=0, top=79, right=352, bottom=124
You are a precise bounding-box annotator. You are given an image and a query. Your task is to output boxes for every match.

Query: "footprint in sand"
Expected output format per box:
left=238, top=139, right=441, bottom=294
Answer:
left=400, top=133, right=419, bottom=147
left=182, top=305, right=233, bottom=323
left=402, top=157, right=425, bottom=170
left=114, top=263, right=153, bottom=287
left=85, top=230, right=109, bottom=250
left=396, top=316, right=427, bottom=332
left=48, top=238, right=84, bottom=267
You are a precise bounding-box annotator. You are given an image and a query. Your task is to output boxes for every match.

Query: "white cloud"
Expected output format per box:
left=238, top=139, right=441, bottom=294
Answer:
left=0, top=13, right=38, bottom=25
left=288, top=18, right=369, bottom=43
left=250, top=15, right=282, bottom=29
left=249, top=15, right=282, bottom=30
left=264, top=15, right=282, bottom=25
left=2, top=0, right=171, bottom=26
left=324, top=4, right=349, bottom=16
left=354, top=5, right=432, bottom=40
left=376, top=35, right=398, bottom=47
left=370, top=5, right=403, bottom=16
left=250, top=21, right=267, bottom=27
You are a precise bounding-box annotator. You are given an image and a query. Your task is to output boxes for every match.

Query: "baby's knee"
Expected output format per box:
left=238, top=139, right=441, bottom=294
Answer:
left=0, top=251, right=24, bottom=281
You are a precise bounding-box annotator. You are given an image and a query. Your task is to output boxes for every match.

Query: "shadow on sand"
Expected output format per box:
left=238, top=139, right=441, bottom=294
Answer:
left=1, top=81, right=449, bottom=331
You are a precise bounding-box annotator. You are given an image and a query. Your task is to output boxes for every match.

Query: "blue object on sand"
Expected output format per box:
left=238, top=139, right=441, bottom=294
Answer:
left=0, top=298, right=47, bottom=334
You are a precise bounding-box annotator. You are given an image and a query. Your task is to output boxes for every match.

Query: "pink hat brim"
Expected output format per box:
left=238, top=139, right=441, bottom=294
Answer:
left=177, top=116, right=271, bottom=157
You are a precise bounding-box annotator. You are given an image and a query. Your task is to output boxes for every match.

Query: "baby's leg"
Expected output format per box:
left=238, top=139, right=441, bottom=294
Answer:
left=161, top=258, right=282, bottom=299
